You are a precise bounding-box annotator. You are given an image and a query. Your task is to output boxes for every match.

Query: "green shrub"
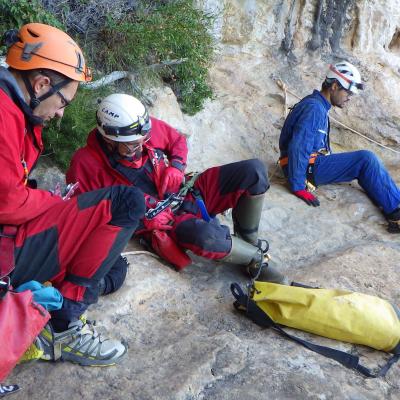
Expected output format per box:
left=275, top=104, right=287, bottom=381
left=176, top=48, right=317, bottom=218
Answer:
left=0, top=0, right=63, bottom=35
left=97, top=0, right=215, bottom=115
left=0, top=0, right=215, bottom=169
left=42, top=87, right=112, bottom=170
left=0, top=0, right=63, bottom=54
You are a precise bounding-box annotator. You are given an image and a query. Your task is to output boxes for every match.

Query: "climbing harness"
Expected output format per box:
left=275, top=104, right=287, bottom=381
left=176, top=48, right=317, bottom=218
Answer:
left=278, top=153, right=319, bottom=192
left=278, top=152, right=318, bottom=169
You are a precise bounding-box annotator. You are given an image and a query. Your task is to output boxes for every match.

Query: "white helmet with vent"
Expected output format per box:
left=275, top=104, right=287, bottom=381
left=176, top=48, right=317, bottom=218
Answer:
left=96, top=94, right=151, bottom=142
left=326, top=61, right=364, bottom=94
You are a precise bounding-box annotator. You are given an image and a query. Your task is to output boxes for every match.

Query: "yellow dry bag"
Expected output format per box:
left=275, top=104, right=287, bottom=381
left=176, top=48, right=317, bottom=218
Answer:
left=231, top=281, right=400, bottom=378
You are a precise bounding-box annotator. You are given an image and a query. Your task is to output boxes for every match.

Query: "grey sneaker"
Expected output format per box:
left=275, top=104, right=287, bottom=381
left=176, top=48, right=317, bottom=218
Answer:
left=39, top=316, right=127, bottom=366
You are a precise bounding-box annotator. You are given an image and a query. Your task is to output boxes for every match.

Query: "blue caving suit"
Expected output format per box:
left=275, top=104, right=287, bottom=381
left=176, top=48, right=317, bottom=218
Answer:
left=279, top=90, right=400, bottom=215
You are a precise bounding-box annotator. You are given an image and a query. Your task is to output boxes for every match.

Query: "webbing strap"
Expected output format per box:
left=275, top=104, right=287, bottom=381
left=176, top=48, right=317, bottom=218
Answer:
left=22, top=74, right=70, bottom=109
left=0, top=225, right=17, bottom=279
left=179, top=173, right=200, bottom=197
left=231, top=283, right=399, bottom=378
left=190, top=188, right=212, bottom=222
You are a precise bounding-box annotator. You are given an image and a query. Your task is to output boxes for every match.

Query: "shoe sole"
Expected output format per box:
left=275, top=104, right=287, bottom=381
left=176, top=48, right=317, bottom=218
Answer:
left=61, top=347, right=127, bottom=367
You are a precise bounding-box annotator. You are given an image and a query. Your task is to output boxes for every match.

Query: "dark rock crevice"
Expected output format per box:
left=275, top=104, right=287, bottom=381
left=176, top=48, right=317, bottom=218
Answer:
left=388, top=27, right=400, bottom=52
left=281, top=0, right=299, bottom=54
left=307, top=0, right=356, bottom=54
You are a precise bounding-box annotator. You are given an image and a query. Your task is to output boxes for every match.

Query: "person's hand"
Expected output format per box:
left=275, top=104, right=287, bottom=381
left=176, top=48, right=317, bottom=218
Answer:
left=51, top=182, right=62, bottom=197
left=143, top=208, right=175, bottom=231
left=159, top=167, right=184, bottom=198
left=293, top=190, right=320, bottom=207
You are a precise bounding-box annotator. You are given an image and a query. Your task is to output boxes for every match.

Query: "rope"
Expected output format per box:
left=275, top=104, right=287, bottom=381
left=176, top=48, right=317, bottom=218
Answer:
left=121, top=250, right=160, bottom=259
left=267, top=160, right=281, bottom=182
left=276, top=79, right=400, bottom=155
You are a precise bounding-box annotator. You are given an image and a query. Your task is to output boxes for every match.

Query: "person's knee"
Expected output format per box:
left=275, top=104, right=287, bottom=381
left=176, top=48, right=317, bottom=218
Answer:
left=109, top=186, right=145, bottom=228
left=241, top=158, right=269, bottom=194
left=358, top=150, right=379, bottom=166
left=247, top=158, right=267, bottom=176
left=99, top=255, right=129, bottom=295
left=175, top=218, right=231, bottom=256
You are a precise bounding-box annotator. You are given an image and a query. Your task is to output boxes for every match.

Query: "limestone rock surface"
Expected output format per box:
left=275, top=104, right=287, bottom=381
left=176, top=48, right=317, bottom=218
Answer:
left=10, top=178, right=400, bottom=399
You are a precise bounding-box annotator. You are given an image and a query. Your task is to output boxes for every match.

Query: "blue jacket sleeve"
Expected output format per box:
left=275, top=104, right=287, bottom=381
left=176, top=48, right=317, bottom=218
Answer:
left=287, top=103, right=322, bottom=191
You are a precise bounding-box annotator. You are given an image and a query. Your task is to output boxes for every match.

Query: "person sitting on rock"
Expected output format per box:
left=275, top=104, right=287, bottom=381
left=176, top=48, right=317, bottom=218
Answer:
left=66, top=93, right=288, bottom=285
left=279, top=61, right=400, bottom=233
left=0, top=23, right=145, bottom=366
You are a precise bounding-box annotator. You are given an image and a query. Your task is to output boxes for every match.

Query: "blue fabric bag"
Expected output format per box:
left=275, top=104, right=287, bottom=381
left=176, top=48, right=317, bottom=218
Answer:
left=15, top=281, right=63, bottom=311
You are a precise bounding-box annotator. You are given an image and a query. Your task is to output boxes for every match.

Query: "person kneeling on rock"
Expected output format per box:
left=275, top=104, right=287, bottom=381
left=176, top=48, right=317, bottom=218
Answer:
left=67, top=93, right=288, bottom=285
left=0, top=24, right=145, bottom=367
left=279, top=61, right=400, bottom=233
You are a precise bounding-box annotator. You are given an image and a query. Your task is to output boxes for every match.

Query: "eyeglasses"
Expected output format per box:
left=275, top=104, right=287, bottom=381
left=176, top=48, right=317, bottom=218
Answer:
left=38, top=70, right=72, bottom=108
left=119, top=135, right=151, bottom=153
left=56, top=90, right=71, bottom=108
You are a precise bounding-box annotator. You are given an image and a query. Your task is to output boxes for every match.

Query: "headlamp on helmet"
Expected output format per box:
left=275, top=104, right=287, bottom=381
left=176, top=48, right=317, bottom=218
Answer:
left=96, top=93, right=152, bottom=143
left=96, top=110, right=151, bottom=141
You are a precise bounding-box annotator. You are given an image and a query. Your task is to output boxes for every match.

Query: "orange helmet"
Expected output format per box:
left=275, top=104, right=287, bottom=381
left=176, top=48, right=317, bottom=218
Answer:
left=6, top=23, right=92, bottom=82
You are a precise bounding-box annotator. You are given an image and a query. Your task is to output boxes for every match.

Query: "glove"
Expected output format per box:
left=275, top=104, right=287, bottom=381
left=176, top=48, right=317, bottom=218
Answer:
left=143, top=208, right=175, bottom=231
left=159, top=166, right=184, bottom=198
left=293, top=190, right=320, bottom=207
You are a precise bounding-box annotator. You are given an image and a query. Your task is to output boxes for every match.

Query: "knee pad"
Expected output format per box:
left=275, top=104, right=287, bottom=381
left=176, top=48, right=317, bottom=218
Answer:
left=174, top=217, right=231, bottom=256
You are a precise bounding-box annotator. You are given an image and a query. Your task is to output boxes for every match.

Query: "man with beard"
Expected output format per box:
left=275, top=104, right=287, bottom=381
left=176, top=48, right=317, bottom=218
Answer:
left=279, top=61, right=400, bottom=232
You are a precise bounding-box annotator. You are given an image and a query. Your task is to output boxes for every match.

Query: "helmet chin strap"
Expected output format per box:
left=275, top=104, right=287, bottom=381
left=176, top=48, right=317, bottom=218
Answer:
left=22, top=74, right=70, bottom=110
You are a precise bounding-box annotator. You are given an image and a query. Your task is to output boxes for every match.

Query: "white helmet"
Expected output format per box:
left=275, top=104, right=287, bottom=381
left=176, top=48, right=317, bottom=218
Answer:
left=326, top=61, right=364, bottom=94
left=96, top=93, right=151, bottom=142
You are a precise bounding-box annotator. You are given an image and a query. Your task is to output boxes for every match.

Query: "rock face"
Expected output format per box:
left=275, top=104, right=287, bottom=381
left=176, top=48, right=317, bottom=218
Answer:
left=10, top=1, right=400, bottom=399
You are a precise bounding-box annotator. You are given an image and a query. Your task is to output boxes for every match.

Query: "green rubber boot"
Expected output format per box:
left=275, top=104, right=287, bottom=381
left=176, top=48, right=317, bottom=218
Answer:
left=232, top=193, right=265, bottom=246
left=222, top=236, right=288, bottom=284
